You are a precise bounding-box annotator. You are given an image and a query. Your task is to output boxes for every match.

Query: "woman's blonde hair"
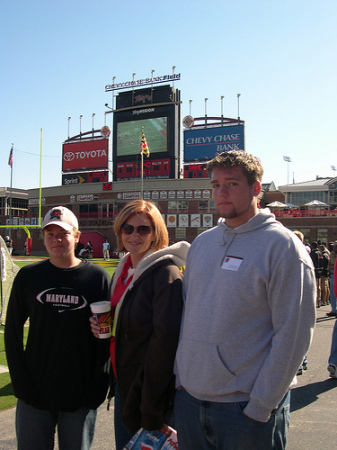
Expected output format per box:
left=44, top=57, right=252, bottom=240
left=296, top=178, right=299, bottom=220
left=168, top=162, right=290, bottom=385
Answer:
left=293, top=230, right=304, bottom=243
left=113, top=200, right=169, bottom=252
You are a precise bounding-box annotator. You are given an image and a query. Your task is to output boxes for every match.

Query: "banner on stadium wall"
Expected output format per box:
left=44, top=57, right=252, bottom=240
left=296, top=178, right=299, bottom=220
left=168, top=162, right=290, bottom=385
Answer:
left=62, top=139, right=109, bottom=171
left=184, top=125, right=244, bottom=162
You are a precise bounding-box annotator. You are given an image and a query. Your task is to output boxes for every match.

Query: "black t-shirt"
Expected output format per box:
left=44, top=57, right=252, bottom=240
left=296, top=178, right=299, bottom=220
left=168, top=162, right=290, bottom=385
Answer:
left=5, top=259, right=111, bottom=411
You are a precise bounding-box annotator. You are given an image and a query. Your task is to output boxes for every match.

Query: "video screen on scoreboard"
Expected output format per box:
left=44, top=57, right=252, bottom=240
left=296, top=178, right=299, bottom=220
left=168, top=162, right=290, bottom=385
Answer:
left=116, top=117, right=168, bottom=156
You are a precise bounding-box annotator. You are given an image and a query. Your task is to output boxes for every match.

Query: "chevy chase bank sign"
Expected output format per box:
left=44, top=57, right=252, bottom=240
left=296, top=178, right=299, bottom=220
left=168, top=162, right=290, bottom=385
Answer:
left=105, top=73, right=181, bottom=92
left=184, top=125, right=244, bottom=162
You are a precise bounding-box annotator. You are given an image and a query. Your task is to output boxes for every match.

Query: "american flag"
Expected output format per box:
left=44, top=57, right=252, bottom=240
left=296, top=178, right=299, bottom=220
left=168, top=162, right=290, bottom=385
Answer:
left=8, top=145, right=13, bottom=167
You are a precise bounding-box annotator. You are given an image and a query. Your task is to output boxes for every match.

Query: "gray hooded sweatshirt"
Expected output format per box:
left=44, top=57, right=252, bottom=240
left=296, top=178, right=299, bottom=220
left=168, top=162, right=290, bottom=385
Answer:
left=174, top=208, right=316, bottom=422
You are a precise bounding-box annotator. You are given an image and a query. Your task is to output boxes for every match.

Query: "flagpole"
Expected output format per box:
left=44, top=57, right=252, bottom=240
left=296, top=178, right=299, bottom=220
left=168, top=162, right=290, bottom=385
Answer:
left=39, top=129, right=43, bottom=226
left=141, top=141, right=144, bottom=200
left=140, top=126, right=150, bottom=200
left=140, top=152, right=144, bottom=200
left=9, top=144, right=14, bottom=239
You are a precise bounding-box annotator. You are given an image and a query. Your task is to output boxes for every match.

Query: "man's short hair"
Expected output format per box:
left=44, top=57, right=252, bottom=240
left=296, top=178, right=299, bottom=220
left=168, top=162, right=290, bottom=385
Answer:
left=206, top=150, right=263, bottom=186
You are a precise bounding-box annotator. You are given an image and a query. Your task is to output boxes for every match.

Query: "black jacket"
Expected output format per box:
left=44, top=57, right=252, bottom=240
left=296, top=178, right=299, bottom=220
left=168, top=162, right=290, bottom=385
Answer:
left=112, top=242, right=189, bottom=434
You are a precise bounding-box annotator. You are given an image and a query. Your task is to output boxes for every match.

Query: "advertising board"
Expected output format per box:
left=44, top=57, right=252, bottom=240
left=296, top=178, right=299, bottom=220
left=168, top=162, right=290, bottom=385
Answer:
left=184, top=125, right=244, bottom=162
left=62, top=171, right=109, bottom=186
left=62, top=138, right=109, bottom=171
left=105, top=73, right=181, bottom=91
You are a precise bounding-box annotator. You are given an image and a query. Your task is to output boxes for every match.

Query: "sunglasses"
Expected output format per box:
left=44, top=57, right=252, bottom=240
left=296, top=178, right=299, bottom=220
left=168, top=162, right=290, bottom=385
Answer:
left=121, top=224, right=153, bottom=236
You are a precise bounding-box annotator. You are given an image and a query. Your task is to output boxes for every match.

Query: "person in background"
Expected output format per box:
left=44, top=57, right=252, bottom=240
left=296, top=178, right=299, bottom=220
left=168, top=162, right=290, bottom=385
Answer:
left=293, top=230, right=304, bottom=242
left=327, top=241, right=337, bottom=317
left=174, top=150, right=316, bottom=450
left=293, top=230, right=310, bottom=375
left=5, top=206, right=110, bottom=450
left=304, top=241, right=312, bottom=254
left=90, top=200, right=189, bottom=450
left=4, top=235, right=13, bottom=255
left=78, top=241, right=93, bottom=259
left=86, top=241, right=93, bottom=257
left=75, top=241, right=85, bottom=257
left=310, top=241, right=323, bottom=307
left=319, top=244, right=330, bottom=306
left=102, top=238, right=110, bottom=260
left=327, top=256, right=337, bottom=378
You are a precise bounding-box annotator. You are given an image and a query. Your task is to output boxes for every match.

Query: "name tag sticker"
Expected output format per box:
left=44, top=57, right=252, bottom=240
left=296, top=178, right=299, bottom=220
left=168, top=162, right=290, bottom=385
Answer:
left=221, top=256, right=243, bottom=271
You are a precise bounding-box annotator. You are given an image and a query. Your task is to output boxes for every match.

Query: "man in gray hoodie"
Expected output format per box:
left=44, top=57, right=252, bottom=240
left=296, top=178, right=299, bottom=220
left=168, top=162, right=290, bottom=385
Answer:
left=174, top=150, right=316, bottom=450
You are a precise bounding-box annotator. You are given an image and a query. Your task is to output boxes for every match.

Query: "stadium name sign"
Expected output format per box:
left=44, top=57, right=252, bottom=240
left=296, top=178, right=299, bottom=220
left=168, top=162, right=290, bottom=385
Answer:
left=105, top=73, right=181, bottom=92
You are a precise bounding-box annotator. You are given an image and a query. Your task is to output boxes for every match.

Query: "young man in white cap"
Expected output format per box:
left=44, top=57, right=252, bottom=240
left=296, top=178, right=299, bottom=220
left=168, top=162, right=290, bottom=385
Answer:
left=5, top=206, right=111, bottom=450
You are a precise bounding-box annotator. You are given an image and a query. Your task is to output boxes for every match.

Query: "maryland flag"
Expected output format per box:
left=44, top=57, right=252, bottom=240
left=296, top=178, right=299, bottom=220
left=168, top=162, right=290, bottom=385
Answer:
left=140, top=129, right=150, bottom=157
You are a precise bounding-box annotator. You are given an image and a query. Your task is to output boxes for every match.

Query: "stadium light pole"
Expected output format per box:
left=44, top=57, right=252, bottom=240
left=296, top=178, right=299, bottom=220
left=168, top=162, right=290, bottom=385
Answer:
left=68, top=117, right=71, bottom=139
left=105, top=103, right=113, bottom=125
left=112, top=76, right=116, bottom=109
left=237, top=93, right=241, bottom=124
left=104, top=102, right=114, bottom=181
left=151, top=70, right=155, bottom=97
left=221, top=96, right=224, bottom=125
left=132, top=73, right=136, bottom=105
left=92, top=113, right=95, bottom=137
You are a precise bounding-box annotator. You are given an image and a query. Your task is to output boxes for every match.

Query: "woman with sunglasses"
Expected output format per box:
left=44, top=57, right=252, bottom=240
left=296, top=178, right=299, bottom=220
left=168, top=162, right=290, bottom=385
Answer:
left=90, top=200, right=189, bottom=449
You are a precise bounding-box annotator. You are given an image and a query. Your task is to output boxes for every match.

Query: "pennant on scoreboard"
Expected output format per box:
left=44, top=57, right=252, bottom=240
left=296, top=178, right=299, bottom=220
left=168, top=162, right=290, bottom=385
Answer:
left=140, top=129, right=150, bottom=157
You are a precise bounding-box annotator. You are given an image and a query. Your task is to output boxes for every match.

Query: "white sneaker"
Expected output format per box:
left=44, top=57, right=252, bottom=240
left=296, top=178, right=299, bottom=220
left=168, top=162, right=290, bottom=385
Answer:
left=327, top=364, right=337, bottom=378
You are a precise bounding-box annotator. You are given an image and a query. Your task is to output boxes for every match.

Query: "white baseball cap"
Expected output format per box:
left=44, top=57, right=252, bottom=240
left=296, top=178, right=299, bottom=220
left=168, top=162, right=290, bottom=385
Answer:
left=42, top=206, right=78, bottom=231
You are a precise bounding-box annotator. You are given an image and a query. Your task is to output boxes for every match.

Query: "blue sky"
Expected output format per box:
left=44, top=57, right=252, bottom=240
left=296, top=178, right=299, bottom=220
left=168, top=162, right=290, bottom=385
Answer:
left=1, top=0, right=336, bottom=190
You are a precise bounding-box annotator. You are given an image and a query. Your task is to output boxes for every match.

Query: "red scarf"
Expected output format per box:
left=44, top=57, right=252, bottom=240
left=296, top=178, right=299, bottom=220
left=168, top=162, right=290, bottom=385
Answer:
left=110, top=255, right=134, bottom=377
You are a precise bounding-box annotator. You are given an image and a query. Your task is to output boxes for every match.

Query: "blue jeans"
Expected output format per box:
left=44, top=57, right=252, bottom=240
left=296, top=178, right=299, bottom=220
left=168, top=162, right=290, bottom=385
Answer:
left=330, top=273, right=336, bottom=313
left=328, top=319, right=337, bottom=366
left=16, top=399, right=97, bottom=450
left=174, top=388, right=290, bottom=450
left=114, top=383, right=133, bottom=450
left=114, top=382, right=175, bottom=450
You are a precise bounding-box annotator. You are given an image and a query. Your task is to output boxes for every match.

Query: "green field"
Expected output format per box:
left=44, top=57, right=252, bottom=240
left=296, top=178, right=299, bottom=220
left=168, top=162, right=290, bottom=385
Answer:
left=0, top=258, right=117, bottom=412
left=117, top=118, right=167, bottom=156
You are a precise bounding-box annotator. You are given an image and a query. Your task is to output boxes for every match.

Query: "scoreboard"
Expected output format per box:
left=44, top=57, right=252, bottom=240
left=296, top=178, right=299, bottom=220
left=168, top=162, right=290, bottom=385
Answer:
left=183, top=163, right=208, bottom=179
left=116, top=158, right=171, bottom=181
